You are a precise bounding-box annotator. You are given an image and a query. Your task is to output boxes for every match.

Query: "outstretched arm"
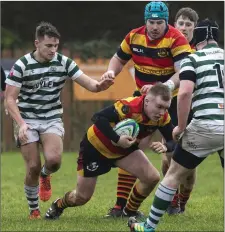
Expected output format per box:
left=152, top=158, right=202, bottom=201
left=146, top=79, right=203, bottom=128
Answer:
left=74, top=73, right=114, bottom=92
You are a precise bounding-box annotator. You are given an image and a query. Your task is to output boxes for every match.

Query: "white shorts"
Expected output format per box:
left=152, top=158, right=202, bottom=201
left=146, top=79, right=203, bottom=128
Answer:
left=13, top=118, right=65, bottom=147
left=180, top=121, right=224, bottom=158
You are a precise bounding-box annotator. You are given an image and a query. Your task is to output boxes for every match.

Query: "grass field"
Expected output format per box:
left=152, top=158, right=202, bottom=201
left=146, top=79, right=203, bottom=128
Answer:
left=1, top=152, right=223, bottom=231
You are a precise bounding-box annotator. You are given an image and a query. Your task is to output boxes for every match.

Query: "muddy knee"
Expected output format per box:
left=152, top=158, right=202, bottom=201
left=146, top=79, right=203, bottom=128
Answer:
left=46, top=157, right=61, bottom=172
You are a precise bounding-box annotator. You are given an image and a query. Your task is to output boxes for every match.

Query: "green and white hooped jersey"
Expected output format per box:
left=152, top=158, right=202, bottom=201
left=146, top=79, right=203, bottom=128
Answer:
left=180, top=44, right=224, bottom=125
left=6, top=52, right=83, bottom=120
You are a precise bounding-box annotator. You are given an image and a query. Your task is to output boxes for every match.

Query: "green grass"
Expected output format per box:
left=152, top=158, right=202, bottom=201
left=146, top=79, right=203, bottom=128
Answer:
left=1, top=152, right=223, bottom=231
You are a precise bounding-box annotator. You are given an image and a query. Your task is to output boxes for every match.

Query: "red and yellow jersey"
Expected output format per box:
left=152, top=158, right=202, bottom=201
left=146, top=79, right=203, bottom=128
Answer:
left=87, top=96, right=171, bottom=159
left=113, top=96, right=171, bottom=139
left=117, top=25, right=192, bottom=96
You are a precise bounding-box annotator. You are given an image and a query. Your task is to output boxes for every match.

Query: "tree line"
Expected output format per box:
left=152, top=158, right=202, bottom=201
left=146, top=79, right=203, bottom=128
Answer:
left=1, top=1, right=224, bottom=51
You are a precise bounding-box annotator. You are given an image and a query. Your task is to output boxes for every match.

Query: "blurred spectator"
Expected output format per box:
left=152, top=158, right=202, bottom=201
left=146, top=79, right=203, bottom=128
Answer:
left=1, top=66, right=6, bottom=98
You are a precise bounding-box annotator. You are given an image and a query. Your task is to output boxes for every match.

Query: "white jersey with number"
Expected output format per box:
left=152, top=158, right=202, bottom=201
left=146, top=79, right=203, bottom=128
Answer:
left=180, top=44, right=224, bottom=126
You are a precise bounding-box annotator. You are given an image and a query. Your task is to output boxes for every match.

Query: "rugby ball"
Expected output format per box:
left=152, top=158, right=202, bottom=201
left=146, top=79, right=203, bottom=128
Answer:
left=113, top=119, right=140, bottom=138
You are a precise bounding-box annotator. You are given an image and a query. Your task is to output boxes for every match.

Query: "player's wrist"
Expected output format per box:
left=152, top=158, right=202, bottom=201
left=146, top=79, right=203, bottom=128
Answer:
left=163, top=80, right=175, bottom=91
left=107, top=70, right=115, bottom=75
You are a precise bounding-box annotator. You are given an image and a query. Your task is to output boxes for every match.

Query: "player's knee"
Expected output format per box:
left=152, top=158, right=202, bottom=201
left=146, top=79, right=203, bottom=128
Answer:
left=150, top=171, right=160, bottom=185
left=145, top=169, right=160, bottom=186
left=50, top=161, right=61, bottom=172
left=46, top=157, right=61, bottom=172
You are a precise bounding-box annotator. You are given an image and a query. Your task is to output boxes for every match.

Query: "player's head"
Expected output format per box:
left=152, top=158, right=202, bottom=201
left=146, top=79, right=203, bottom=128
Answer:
left=193, top=18, right=219, bottom=49
left=174, top=7, right=199, bottom=42
left=144, top=2, right=169, bottom=40
left=144, top=83, right=171, bottom=121
left=145, top=1, right=169, bottom=23
left=35, top=22, right=60, bottom=62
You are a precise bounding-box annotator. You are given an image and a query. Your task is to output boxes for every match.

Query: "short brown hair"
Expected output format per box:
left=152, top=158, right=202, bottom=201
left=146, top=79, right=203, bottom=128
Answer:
left=35, top=21, right=60, bottom=40
left=147, top=82, right=172, bottom=101
left=175, top=7, right=199, bottom=25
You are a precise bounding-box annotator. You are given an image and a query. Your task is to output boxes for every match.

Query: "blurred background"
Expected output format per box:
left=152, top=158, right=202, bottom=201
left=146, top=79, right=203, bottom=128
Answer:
left=1, top=1, right=224, bottom=152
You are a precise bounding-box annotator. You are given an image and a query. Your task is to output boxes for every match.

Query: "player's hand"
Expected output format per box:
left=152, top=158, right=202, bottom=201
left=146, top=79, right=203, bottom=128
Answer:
left=101, top=70, right=115, bottom=81
left=96, top=78, right=114, bottom=92
left=172, top=126, right=184, bottom=142
left=18, top=123, right=30, bottom=144
left=116, top=135, right=136, bottom=148
left=140, top=84, right=154, bottom=94
left=150, top=142, right=167, bottom=154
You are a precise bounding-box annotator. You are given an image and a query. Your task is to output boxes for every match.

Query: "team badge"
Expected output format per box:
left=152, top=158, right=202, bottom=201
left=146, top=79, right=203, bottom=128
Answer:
left=158, top=48, right=169, bottom=58
left=121, top=105, right=130, bottom=114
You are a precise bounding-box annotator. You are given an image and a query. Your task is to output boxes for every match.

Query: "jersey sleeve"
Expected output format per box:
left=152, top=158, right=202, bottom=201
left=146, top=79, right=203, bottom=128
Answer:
left=116, top=31, right=132, bottom=61
left=114, top=99, right=132, bottom=120
left=91, top=105, right=120, bottom=143
left=5, top=59, right=25, bottom=88
left=158, top=120, right=173, bottom=142
left=179, top=57, right=197, bottom=83
left=66, top=58, right=83, bottom=80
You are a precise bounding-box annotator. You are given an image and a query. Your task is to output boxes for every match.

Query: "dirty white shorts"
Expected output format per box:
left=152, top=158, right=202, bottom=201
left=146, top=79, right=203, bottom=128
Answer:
left=180, top=120, right=224, bottom=158
left=13, top=118, right=65, bottom=147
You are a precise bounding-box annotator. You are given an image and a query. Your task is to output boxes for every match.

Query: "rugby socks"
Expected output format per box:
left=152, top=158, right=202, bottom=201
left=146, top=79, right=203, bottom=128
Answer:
left=171, top=190, right=180, bottom=207
left=146, top=183, right=177, bottom=229
left=24, top=185, right=39, bottom=212
left=40, top=165, right=52, bottom=177
left=115, top=168, right=137, bottom=209
left=124, top=184, right=147, bottom=214
left=179, top=184, right=192, bottom=210
left=57, top=191, right=72, bottom=209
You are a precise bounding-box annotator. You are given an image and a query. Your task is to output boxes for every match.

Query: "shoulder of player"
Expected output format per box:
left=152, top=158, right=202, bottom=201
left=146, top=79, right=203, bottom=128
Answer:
left=118, top=96, right=144, bottom=113
left=188, top=50, right=208, bottom=61
left=12, top=52, right=32, bottom=72
left=54, top=52, right=79, bottom=68
left=129, top=25, right=146, bottom=36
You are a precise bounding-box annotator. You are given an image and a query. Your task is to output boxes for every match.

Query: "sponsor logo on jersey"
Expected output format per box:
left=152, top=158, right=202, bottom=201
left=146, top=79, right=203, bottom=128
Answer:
left=133, top=47, right=144, bottom=53
left=33, top=78, right=54, bottom=90
left=49, top=66, right=57, bottom=72
left=121, top=105, right=130, bottom=114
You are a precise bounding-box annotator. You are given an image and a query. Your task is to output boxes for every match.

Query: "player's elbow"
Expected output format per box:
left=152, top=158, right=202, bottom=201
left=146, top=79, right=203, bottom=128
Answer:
left=91, top=113, right=101, bottom=124
left=179, top=90, right=192, bottom=100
